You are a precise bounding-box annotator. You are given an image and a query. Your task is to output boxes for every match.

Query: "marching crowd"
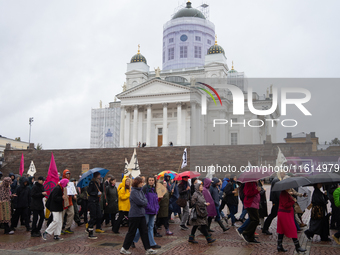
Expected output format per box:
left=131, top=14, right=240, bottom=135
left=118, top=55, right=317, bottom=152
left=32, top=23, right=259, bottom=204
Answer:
left=1, top=169, right=340, bottom=254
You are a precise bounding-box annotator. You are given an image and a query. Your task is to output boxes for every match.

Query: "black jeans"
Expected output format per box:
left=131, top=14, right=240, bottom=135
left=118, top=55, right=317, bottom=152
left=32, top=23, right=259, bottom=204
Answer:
left=79, top=199, right=88, bottom=223
left=191, top=225, right=208, bottom=237
left=32, top=210, right=44, bottom=232
left=112, top=211, right=128, bottom=233
left=88, top=200, right=102, bottom=229
left=3, top=223, right=11, bottom=234
left=156, top=217, right=169, bottom=230
left=102, top=213, right=115, bottom=225
left=263, top=203, right=279, bottom=231
left=123, top=216, right=150, bottom=250
left=242, top=208, right=259, bottom=241
left=11, top=207, right=30, bottom=229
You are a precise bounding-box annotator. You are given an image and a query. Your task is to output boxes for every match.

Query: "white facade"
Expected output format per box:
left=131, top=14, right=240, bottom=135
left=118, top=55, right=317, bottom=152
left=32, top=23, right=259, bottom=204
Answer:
left=91, top=1, right=281, bottom=148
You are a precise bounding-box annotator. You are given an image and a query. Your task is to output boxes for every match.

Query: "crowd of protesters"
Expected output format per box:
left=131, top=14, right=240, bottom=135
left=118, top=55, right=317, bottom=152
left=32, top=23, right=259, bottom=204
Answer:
left=1, top=169, right=340, bottom=254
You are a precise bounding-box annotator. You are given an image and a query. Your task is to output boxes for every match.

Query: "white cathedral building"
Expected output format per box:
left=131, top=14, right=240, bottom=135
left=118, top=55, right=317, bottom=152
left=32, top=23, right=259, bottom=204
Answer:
left=90, top=1, right=280, bottom=148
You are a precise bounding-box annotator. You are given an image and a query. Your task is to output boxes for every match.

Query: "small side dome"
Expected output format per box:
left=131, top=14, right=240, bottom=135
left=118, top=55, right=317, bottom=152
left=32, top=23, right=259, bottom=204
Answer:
left=207, top=35, right=225, bottom=55
left=172, top=1, right=206, bottom=20
left=228, top=61, right=237, bottom=73
left=130, top=44, right=147, bottom=64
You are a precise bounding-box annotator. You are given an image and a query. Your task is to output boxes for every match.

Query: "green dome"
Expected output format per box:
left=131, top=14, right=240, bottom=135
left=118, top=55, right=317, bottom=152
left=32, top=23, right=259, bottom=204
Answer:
left=130, top=53, right=147, bottom=64
left=207, top=44, right=225, bottom=55
left=172, top=2, right=206, bottom=20
left=228, top=69, right=237, bottom=73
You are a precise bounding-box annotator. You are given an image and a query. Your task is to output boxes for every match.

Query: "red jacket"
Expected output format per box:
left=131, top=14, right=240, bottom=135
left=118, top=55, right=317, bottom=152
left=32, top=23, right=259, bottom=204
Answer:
left=62, top=169, right=73, bottom=207
left=243, top=182, right=260, bottom=209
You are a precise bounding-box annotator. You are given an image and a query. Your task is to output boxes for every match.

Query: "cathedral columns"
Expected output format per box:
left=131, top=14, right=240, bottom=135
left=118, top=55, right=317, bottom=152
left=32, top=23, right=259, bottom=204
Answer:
left=191, top=102, right=197, bottom=145
left=133, top=105, right=138, bottom=146
left=146, top=104, right=152, bottom=146
left=125, top=108, right=131, bottom=147
left=176, top=102, right=182, bottom=146
left=119, top=106, right=125, bottom=147
left=162, top=103, right=168, bottom=146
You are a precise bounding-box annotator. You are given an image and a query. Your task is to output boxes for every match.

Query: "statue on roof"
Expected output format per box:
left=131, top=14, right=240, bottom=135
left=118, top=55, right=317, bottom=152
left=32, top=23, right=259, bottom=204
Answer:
left=122, top=82, right=127, bottom=92
left=154, top=67, right=161, bottom=78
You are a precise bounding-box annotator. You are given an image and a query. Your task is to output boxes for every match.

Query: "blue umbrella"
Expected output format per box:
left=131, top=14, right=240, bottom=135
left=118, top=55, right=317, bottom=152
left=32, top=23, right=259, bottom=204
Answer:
left=77, top=167, right=109, bottom=188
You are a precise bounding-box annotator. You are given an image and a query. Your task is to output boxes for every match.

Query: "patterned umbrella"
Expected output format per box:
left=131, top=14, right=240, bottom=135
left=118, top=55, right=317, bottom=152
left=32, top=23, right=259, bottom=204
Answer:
left=157, top=170, right=177, bottom=180
left=77, top=168, right=109, bottom=188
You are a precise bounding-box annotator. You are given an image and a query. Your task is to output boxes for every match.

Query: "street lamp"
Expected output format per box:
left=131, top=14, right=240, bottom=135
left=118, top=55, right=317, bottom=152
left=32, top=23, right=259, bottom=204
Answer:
left=29, top=117, right=34, bottom=144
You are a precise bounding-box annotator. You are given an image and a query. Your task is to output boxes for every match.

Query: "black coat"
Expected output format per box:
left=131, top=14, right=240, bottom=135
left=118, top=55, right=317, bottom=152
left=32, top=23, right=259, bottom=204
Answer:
left=15, top=177, right=31, bottom=209
left=47, top=185, right=64, bottom=212
left=104, top=185, right=118, bottom=214
left=87, top=179, right=103, bottom=204
left=223, top=181, right=239, bottom=205
left=269, top=177, right=281, bottom=204
left=258, top=182, right=268, bottom=218
left=30, top=182, right=45, bottom=211
left=178, top=181, right=190, bottom=201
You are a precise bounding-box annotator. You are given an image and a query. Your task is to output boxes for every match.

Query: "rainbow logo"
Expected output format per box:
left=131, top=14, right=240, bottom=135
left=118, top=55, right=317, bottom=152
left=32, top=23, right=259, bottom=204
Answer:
left=196, top=82, right=222, bottom=115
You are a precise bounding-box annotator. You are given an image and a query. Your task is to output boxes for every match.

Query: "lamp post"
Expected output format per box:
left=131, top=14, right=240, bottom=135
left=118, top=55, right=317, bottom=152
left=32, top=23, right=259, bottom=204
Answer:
left=29, top=117, right=34, bottom=144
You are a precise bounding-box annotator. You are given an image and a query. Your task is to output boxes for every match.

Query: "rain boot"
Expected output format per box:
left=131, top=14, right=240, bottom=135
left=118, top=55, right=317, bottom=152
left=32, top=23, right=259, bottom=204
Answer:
left=88, top=228, right=97, bottom=239
left=217, top=220, right=230, bottom=232
left=277, top=238, right=287, bottom=252
left=205, top=234, right=216, bottom=244
left=294, top=240, right=306, bottom=253
left=208, top=217, right=215, bottom=232
left=188, top=234, right=198, bottom=244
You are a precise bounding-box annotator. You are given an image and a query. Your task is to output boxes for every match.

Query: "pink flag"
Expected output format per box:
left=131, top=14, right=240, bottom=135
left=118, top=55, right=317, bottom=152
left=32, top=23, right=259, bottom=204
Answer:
left=19, top=153, right=24, bottom=176
left=43, top=152, right=59, bottom=198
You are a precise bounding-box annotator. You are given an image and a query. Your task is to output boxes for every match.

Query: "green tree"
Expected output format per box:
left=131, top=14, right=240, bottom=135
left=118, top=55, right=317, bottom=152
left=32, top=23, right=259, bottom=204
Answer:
left=36, top=143, right=43, bottom=150
left=15, top=137, right=21, bottom=141
left=330, top=138, right=340, bottom=145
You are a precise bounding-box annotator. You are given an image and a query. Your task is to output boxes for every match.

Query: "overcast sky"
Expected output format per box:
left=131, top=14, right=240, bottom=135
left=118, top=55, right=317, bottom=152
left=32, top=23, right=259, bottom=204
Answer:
left=1, top=0, right=339, bottom=149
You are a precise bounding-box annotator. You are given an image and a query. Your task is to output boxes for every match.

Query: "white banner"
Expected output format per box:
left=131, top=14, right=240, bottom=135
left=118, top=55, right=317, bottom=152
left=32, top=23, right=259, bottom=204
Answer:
left=181, top=148, right=187, bottom=169
left=27, top=160, right=36, bottom=177
left=67, top=182, right=77, bottom=195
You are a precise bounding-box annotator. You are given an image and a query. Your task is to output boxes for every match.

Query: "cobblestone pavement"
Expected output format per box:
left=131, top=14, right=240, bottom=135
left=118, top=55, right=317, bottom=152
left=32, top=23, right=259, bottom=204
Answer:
left=0, top=185, right=339, bottom=255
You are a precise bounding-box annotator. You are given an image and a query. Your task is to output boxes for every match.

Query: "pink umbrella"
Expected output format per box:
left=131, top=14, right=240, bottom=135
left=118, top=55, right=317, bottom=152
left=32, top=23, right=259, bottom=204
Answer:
left=174, top=171, right=200, bottom=181
left=238, top=167, right=275, bottom=183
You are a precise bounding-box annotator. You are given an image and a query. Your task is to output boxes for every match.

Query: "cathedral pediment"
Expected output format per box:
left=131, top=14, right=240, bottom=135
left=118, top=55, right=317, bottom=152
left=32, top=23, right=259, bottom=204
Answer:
left=117, top=78, right=191, bottom=98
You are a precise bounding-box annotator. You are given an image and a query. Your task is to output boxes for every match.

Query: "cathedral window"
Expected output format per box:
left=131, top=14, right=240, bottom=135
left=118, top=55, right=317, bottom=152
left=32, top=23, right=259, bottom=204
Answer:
left=207, top=39, right=211, bottom=44
left=168, top=48, right=174, bottom=60
left=231, top=133, right=238, bottom=145
left=180, top=46, right=187, bottom=58
left=194, top=46, right=201, bottom=58
left=169, top=38, right=174, bottom=43
left=163, top=51, right=165, bottom=63
left=195, top=36, right=201, bottom=41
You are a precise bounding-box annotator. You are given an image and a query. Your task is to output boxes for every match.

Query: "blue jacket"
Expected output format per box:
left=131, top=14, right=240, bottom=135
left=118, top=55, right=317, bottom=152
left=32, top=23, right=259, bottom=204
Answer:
left=221, top=177, right=230, bottom=191
left=129, top=187, right=148, bottom=218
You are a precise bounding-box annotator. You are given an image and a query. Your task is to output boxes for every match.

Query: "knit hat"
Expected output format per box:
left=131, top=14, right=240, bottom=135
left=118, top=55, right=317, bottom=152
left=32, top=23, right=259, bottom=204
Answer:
left=60, top=178, right=69, bottom=188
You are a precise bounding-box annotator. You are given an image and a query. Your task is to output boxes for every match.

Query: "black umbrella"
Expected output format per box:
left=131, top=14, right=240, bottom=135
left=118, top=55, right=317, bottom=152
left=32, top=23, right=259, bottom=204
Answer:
left=306, top=172, right=340, bottom=185
left=272, top=177, right=311, bottom=192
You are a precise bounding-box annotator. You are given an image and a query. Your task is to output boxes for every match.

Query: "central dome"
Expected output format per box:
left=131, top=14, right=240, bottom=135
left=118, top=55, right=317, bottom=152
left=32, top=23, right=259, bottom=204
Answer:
left=172, top=1, right=206, bottom=20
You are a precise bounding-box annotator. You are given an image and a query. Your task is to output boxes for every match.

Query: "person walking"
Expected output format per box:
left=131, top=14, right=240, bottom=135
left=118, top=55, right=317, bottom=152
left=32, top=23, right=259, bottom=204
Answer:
left=42, top=178, right=69, bottom=241
left=113, top=176, right=131, bottom=233
left=30, top=176, right=47, bottom=237
left=241, top=181, right=260, bottom=243
left=87, top=172, right=104, bottom=239
left=262, top=171, right=285, bottom=235
left=188, top=182, right=216, bottom=244
left=304, top=183, right=331, bottom=241
left=133, top=176, right=161, bottom=249
left=103, top=177, right=118, bottom=226
left=79, top=185, right=89, bottom=228
left=70, top=178, right=84, bottom=227
left=202, top=178, right=217, bottom=232
left=258, top=179, right=268, bottom=229
left=222, top=175, right=239, bottom=227
left=277, top=189, right=306, bottom=253
left=0, top=177, right=15, bottom=235
left=61, top=170, right=75, bottom=234
left=119, top=177, right=157, bottom=255
left=11, top=176, right=31, bottom=232
left=209, top=178, right=229, bottom=232
left=178, top=176, right=190, bottom=230
left=156, top=180, right=173, bottom=236
left=332, top=183, right=340, bottom=245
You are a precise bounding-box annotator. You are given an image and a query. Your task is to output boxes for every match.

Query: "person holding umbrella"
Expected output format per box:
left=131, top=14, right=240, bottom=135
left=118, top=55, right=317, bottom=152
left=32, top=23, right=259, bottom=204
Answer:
left=277, top=188, right=306, bottom=252
left=87, top=172, right=103, bottom=239
left=304, top=183, right=331, bottom=242
left=178, top=175, right=191, bottom=230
